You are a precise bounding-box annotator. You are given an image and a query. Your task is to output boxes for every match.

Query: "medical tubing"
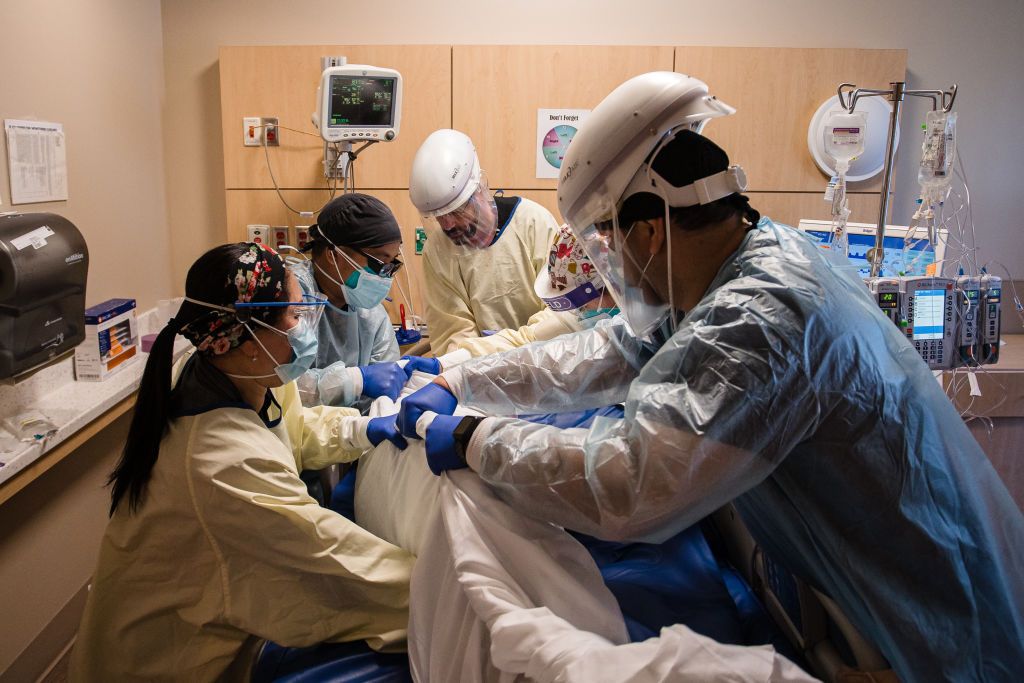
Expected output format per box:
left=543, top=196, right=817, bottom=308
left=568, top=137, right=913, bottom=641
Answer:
left=262, top=128, right=342, bottom=216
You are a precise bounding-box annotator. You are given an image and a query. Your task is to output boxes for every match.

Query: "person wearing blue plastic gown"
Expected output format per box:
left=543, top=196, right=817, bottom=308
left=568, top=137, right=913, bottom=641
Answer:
left=418, top=73, right=1024, bottom=682
left=290, top=194, right=408, bottom=411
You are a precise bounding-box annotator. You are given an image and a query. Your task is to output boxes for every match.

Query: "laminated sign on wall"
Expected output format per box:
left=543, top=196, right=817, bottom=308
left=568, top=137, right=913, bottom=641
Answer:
left=4, top=119, right=68, bottom=204
left=536, top=109, right=589, bottom=179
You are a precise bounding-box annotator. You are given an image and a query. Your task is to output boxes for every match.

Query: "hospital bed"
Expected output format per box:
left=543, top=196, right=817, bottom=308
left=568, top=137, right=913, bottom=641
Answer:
left=256, top=375, right=893, bottom=682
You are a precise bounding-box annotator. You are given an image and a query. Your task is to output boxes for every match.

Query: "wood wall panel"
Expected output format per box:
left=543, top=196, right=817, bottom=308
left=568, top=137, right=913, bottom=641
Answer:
left=220, top=45, right=906, bottom=328
left=514, top=190, right=561, bottom=224
left=225, top=189, right=427, bottom=323
left=219, top=45, right=451, bottom=190
left=453, top=45, right=675, bottom=191
left=674, top=47, right=907, bottom=193
left=512, top=191, right=881, bottom=230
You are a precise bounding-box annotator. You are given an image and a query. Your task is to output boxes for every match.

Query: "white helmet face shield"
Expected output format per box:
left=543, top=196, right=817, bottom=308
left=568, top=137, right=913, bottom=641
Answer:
left=572, top=198, right=670, bottom=339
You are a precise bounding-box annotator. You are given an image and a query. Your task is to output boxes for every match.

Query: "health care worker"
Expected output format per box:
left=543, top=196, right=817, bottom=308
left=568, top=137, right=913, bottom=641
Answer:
left=72, top=243, right=412, bottom=682
left=414, top=225, right=618, bottom=373
left=409, top=129, right=560, bottom=354
left=292, top=193, right=425, bottom=408
left=399, top=73, right=1024, bottom=682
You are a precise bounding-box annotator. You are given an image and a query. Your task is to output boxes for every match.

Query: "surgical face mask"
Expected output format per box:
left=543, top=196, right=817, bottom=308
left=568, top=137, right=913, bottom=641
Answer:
left=335, top=249, right=393, bottom=309
left=231, top=316, right=319, bottom=383
left=578, top=307, right=620, bottom=329
left=616, top=221, right=670, bottom=338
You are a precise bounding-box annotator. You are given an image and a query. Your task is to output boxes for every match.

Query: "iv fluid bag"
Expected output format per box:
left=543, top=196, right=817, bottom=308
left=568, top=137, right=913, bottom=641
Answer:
left=919, top=110, right=957, bottom=189
left=824, top=111, right=867, bottom=169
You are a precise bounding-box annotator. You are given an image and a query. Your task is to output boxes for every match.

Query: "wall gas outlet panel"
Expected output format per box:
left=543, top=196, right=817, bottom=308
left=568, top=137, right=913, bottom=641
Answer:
left=247, top=224, right=269, bottom=244
left=262, top=117, right=279, bottom=146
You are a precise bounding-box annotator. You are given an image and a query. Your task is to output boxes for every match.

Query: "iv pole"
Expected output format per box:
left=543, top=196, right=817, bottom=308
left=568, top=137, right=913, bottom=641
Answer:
left=837, top=82, right=957, bottom=277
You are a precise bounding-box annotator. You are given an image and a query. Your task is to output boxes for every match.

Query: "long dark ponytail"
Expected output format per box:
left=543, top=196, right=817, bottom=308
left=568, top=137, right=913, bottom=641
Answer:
left=107, top=243, right=273, bottom=516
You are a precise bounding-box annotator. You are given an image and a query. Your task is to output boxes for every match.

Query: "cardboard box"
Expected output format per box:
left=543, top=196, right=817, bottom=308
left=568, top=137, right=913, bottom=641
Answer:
left=74, top=299, right=138, bottom=381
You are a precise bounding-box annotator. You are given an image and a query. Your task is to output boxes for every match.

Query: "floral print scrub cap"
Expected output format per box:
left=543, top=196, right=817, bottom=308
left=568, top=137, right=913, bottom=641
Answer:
left=179, top=242, right=287, bottom=356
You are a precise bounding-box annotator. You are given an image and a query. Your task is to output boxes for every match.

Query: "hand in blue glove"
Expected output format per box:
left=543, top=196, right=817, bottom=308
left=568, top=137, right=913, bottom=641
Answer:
left=424, top=414, right=470, bottom=475
left=400, top=355, right=442, bottom=378
left=397, top=382, right=458, bottom=439
left=359, top=362, right=406, bottom=401
left=366, top=415, right=408, bottom=450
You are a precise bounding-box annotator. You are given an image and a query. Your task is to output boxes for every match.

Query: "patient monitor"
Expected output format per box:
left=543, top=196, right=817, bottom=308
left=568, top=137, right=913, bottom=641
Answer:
left=314, top=65, right=402, bottom=143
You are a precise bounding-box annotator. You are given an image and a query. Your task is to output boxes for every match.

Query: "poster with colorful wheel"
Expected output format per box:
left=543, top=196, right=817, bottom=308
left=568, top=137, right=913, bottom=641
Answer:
left=536, top=109, right=590, bottom=179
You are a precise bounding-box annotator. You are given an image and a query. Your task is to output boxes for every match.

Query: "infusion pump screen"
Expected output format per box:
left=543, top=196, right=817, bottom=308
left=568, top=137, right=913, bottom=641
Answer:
left=329, top=77, right=395, bottom=127
left=912, top=289, right=945, bottom=340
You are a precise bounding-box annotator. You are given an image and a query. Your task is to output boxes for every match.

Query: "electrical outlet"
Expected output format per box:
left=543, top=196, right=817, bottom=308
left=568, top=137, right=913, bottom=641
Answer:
left=243, top=117, right=262, bottom=146
left=271, top=225, right=289, bottom=249
left=262, top=117, right=279, bottom=146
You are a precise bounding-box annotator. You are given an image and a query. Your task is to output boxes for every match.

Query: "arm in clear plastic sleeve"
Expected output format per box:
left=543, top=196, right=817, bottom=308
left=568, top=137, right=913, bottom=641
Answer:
left=442, top=316, right=650, bottom=416
left=465, top=308, right=819, bottom=542
left=296, top=361, right=362, bottom=408
left=370, top=309, right=401, bottom=363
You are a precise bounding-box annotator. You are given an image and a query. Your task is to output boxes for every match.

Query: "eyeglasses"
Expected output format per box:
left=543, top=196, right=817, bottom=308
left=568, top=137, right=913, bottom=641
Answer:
left=350, top=247, right=403, bottom=278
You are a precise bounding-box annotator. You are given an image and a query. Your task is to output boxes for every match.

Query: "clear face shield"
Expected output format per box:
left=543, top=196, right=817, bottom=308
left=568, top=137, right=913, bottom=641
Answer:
left=570, top=120, right=748, bottom=341
left=424, top=177, right=499, bottom=250
left=574, top=200, right=673, bottom=340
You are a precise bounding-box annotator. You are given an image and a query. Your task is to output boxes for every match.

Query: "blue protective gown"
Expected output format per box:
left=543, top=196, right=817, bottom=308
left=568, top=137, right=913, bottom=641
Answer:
left=443, top=218, right=1024, bottom=682
left=291, top=259, right=399, bottom=409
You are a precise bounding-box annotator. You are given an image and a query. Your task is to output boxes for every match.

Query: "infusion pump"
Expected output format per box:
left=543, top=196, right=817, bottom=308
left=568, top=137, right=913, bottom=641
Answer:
left=866, top=275, right=1001, bottom=369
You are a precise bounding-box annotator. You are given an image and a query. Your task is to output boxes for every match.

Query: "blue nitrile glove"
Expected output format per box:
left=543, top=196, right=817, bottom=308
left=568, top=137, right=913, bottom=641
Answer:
left=359, top=362, right=406, bottom=401
left=424, top=414, right=469, bottom=475
left=400, top=355, right=442, bottom=378
left=366, top=415, right=408, bottom=450
left=480, top=329, right=498, bottom=337
left=398, top=382, right=458, bottom=439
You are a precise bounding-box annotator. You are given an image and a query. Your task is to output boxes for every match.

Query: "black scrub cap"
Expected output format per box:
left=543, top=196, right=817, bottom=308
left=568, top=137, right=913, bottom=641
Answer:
left=308, top=193, right=402, bottom=251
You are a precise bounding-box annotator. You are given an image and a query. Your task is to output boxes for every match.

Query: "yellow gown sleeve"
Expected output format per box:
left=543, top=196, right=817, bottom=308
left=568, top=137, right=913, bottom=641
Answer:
left=276, top=380, right=373, bottom=471
left=186, top=412, right=413, bottom=651
left=452, top=309, right=582, bottom=358
left=422, top=237, right=479, bottom=354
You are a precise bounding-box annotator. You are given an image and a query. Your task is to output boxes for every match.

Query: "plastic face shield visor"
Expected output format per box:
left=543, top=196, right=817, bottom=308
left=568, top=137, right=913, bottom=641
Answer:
left=574, top=204, right=671, bottom=339
left=426, top=185, right=498, bottom=250
left=571, top=165, right=747, bottom=338
left=233, top=292, right=328, bottom=327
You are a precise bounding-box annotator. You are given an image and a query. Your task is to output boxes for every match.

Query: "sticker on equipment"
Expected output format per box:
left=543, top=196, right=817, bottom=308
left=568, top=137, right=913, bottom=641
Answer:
left=11, top=225, right=54, bottom=250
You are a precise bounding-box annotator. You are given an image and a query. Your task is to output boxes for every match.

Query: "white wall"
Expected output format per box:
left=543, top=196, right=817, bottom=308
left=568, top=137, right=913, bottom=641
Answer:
left=0, top=0, right=167, bottom=677
left=0, top=0, right=172, bottom=310
left=159, top=0, right=1024, bottom=285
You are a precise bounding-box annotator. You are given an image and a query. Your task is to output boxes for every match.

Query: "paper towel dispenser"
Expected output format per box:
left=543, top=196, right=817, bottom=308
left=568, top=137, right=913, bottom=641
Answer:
left=0, top=212, right=89, bottom=380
